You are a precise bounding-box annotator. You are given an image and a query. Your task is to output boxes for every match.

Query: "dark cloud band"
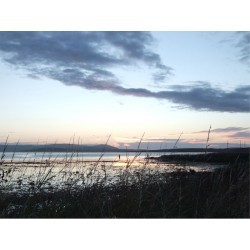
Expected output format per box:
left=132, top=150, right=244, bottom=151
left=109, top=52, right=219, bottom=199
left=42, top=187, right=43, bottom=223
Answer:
left=0, top=32, right=249, bottom=113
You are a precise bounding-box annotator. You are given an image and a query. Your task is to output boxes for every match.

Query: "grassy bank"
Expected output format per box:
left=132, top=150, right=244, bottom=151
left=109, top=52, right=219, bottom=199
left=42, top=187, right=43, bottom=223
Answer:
left=154, top=150, right=249, bottom=164
left=0, top=151, right=249, bottom=218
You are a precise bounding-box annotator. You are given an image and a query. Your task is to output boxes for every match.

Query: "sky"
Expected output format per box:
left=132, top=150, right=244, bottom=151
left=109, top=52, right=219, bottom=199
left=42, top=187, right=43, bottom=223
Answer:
left=0, top=31, right=249, bottom=149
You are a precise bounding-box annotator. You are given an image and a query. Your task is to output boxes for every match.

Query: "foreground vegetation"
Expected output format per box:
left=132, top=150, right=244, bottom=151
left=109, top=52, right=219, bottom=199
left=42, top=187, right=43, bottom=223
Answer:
left=0, top=151, right=249, bottom=218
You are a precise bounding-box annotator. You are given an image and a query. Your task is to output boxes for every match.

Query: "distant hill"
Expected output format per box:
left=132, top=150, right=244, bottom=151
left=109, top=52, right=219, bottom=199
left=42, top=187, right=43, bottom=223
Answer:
left=0, top=143, right=121, bottom=152
left=0, top=143, right=249, bottom=153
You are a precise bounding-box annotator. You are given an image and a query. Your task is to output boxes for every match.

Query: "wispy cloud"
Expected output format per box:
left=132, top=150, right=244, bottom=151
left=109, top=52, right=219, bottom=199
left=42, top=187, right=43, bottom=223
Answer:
left=194, top=127, right=250, bottom=134
left=192, top=127, right=250, bottom=142
left=236, top=31, right=250, bottom=66
left=0, top=32, right=249, bottom=113
left=115, top=129, right=250, bottom=149
left=227, top=131, right=250, bottom=140
left=212, top=127, right=249, bottom=133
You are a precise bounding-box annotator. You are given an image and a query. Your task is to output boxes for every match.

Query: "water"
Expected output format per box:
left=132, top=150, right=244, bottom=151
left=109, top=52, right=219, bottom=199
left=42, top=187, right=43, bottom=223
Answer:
left=0, top=151, right=223, bottom=193
left=2, top=151, right=201, bottom=162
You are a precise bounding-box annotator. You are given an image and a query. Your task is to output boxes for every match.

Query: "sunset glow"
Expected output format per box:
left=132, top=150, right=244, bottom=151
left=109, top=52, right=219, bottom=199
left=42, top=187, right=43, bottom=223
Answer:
left=0, top=31, right=249, bottom=149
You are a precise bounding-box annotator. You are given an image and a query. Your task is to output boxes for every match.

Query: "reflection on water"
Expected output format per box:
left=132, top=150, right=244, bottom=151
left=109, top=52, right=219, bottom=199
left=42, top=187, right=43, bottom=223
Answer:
left=0, top=151, right=223, bottom=193
left=2, top=151, right=203, bottom=162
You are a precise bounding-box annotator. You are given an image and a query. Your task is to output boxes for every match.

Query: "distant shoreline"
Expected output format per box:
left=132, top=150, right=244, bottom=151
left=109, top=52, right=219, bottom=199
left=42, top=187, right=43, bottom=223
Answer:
left=1, top=143, right=249, bottom=153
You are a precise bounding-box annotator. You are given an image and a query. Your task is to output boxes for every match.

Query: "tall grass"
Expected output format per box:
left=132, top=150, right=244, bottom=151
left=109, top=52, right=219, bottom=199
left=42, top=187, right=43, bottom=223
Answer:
left=205, top=125, right=212, bottom=154
left=0, top=136, right=249, bottom=218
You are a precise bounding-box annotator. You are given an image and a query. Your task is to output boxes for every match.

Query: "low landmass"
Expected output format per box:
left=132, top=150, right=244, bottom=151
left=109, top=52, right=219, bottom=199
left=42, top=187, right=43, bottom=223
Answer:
left=0, top=143, right=249, bottom=154
left=151, top=148, right=249, bottom=164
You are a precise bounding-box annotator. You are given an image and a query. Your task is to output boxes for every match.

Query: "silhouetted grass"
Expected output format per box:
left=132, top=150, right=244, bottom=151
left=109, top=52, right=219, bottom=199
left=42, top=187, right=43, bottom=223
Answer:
left=0, top=151, right=249, bottom=218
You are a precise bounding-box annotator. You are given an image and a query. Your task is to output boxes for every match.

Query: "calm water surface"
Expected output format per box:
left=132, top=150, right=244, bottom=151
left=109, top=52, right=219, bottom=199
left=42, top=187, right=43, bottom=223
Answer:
left=1, top=151, right=223, bottom=193
left=3, top=151, right=201, bottom=162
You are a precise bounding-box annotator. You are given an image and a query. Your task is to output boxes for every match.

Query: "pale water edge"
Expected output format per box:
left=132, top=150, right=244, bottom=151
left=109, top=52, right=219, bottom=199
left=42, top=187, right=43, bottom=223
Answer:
left=3, top=151, right=203, bottom=162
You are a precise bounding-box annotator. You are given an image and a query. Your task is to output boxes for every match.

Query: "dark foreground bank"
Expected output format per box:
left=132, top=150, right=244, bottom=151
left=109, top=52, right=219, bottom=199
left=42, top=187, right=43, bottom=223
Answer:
left=0, top=152, right=249, bottom=218
left=152, top=149, right=249, bottom=164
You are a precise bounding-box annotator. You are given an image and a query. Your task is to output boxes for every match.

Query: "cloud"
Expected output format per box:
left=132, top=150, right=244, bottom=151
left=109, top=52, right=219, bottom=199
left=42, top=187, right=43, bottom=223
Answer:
left=192, top=126, right=250, bottom=143
left=212, top=127, right=249, bottom=133
left=0, top=32, right=249, bottom=113
left=227, top=131, right=250, bottom=140
left=236, top=31, right=250, bottom=66
left=0, top=31, right=171, bottom=83
left=110, top=82, right=250, bottom=112
left=195, top=127, right=250, bottom=134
